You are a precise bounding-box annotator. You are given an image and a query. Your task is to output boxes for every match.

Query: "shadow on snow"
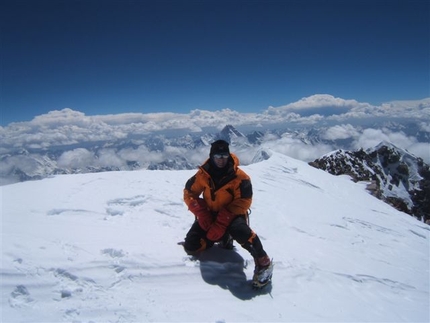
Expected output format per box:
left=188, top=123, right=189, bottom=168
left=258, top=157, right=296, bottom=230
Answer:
left=197, top=246, right=272, bottom=300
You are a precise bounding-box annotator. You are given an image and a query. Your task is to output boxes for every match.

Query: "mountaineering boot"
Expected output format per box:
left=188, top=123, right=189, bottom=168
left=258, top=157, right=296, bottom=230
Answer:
left=252, top=255, right=273, bottom=288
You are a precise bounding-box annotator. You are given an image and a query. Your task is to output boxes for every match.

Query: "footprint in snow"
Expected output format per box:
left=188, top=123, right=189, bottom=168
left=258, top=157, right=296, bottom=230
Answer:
left=101, top=248, right=126, bottom=258
left=9, top=285, right=34, bottom=308
left=106, top=195, right=147, bottom=216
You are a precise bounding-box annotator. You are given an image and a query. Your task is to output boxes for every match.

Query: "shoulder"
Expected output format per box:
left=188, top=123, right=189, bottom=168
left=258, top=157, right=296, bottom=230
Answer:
left=230, top=153, right=251, bottom=179
left=195, top=164, right=211, bottom=180
left=236, top=167, right=250, bottom=180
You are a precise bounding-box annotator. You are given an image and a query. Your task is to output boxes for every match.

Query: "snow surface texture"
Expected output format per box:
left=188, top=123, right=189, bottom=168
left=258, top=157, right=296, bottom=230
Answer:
left=1, top=152, right=429, bottom=322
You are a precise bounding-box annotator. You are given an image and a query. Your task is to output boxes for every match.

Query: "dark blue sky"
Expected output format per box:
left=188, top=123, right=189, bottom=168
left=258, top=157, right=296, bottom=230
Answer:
left=1, top=0, right=429, bottom=126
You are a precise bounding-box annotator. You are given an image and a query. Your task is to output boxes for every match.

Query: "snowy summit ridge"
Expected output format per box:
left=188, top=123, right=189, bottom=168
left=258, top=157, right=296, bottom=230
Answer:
left=1, top=152, right=429, bottom=322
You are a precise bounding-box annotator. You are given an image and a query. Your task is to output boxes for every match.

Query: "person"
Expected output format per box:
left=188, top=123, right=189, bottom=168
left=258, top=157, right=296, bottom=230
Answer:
left=182, top=139, right=273, bottom=287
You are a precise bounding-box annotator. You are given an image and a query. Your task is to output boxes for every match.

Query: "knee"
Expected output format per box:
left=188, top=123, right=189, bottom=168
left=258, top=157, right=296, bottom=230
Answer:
left=228, top=216, right=253, bottom=245
left=184, top=237, right=213, bottom=255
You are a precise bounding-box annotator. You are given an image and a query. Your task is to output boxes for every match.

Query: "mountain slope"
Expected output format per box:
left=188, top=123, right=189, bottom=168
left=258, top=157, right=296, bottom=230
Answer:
left=309, top=142, right=430, bottom=223
left=1, top=152, right=429, bottom=322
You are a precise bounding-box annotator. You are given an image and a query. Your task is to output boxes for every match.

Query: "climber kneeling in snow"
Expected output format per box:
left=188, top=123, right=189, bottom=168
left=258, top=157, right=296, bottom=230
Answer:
left=182, top=139, right=273, bottom=287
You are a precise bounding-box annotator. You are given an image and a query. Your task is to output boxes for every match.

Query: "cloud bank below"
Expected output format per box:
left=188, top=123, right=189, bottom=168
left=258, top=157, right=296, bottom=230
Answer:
left=1, top=95, right=429, bottom=170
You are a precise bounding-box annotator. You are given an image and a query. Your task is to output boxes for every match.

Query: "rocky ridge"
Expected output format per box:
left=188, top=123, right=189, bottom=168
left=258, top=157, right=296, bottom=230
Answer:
left=309, top=142, right=430, bottom=224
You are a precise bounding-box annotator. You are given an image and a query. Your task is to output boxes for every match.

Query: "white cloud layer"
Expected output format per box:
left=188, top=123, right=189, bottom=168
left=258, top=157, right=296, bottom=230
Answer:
left=351, top=128, right=430, bottom=163
left=321, top=124, right=361, bottom=140
left=1, top=95, right=429, bottom=166
left=263, top=137, right=334, bottom=162
left=57, top=148, right=95, bottom=169
left=353, top=128, right=417, bottom=151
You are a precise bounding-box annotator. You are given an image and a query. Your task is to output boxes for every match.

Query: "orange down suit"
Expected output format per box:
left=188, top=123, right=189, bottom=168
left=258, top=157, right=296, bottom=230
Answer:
left=183, top=153, right=252, bottom=218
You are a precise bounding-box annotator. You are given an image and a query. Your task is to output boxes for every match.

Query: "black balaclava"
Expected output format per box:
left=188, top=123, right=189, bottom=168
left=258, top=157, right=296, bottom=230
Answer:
left=209, top=140, right=230, bottom=159
left=208, top=140, right=232, bottom=179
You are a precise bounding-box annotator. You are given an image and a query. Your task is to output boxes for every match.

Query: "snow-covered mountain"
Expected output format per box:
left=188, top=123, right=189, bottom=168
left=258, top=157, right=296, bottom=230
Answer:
left=309, top=142, right=430, bottom=224
left=1, top=152, right=428, bottom=322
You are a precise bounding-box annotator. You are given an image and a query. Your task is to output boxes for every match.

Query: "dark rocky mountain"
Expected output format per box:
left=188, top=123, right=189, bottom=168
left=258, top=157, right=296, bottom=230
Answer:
left=309, top=142, right=430, bottom=224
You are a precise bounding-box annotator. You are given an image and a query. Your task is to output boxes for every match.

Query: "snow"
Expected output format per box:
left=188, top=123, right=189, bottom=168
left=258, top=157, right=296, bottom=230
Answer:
left=1, top=152, right=429, bottom=322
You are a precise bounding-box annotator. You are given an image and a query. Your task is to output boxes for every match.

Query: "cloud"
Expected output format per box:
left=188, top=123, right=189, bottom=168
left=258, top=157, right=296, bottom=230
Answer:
left=419, top=122, right=430, bottom=132
left=261, top=136, right=334, bottom=162
left=97, top=149, right=126, bottom=168
left=57, top=148, right=96, bottom=169
left=275, top=94, right=361, bottom=110
left=352, top=128, right=414, bottom=151
left=31, top=109, right=90, bottom=127
left=117, top=146, right=151, bottom=162
left=1, top=95, right=429, bottom=169
left=0, top=155, right=34, bottom=176
left=321, top=124, right=360, bottom=140
left=407, top=143, right=430, bottom=163
left=265, top=94, right=370, bottom=118
left=351, top=128, right=430, bottom=163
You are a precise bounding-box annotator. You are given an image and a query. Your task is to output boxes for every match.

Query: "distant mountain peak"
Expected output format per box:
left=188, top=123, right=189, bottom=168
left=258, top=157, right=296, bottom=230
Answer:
left=372, top=141, right=405, bottom=154
left=218, top=125, right=245, bottom=143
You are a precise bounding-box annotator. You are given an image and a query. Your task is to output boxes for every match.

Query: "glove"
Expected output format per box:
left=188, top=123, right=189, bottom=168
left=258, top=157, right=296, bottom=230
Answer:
left=207, top=208, right=235, bottom=242
left=188, top=198, right=213, bottom=231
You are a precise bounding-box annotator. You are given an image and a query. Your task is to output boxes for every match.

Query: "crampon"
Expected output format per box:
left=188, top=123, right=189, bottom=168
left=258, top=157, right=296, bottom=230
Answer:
left=252, top=258, right=273, bottom=289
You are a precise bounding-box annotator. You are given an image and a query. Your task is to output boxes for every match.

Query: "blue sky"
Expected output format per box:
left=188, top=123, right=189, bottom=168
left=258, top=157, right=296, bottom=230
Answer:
left=1, top=0, right=429, bottom=126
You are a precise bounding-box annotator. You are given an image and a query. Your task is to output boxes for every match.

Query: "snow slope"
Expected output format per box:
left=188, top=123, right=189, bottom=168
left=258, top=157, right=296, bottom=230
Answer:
left=1, top=152, right=429, bottom=322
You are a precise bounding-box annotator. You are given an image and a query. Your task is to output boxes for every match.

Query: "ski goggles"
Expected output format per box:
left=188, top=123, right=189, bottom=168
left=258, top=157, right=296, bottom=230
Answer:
left=213, top=153, right=229, bottom=159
